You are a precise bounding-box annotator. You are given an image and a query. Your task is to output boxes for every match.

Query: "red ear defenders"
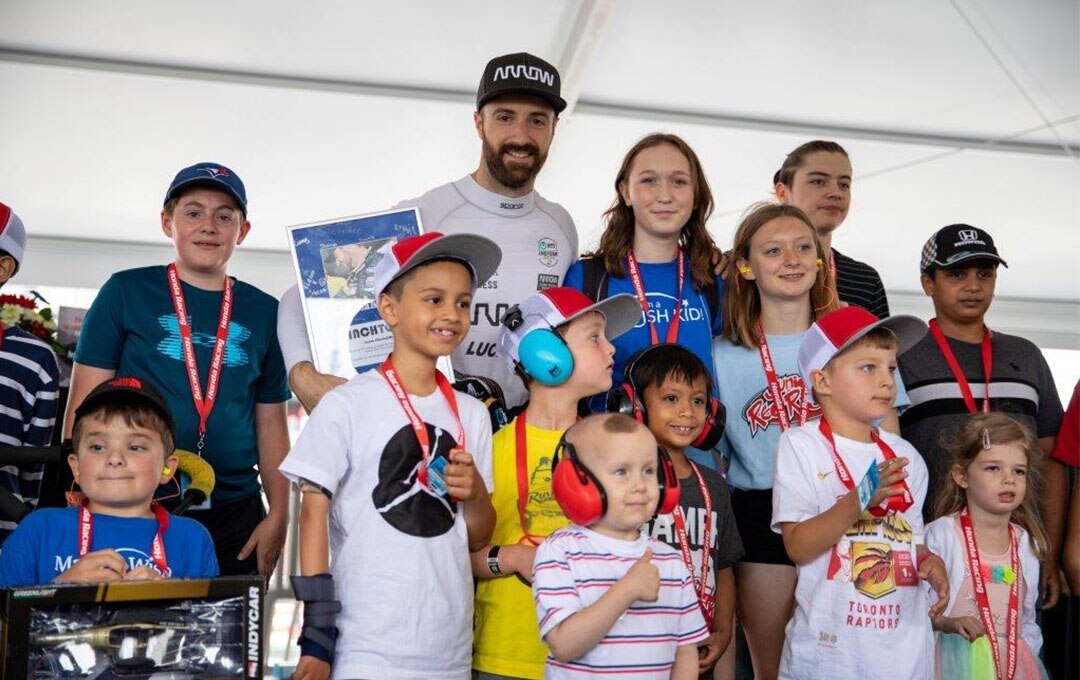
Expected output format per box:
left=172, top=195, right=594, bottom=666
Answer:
left=604, top=344, right=725, bottom=450
left=551, top=433, right=680, bottom=526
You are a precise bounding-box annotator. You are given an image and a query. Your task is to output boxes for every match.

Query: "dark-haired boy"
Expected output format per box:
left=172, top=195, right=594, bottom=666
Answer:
left=472, top=287, right=639, bottom=680
left=633, top=344, right=744, bottom=678
left=0, top=377, right=218, bottom=586
left=0, top=203, right=60, bottom=543
left=897, top=224, right=1064, bottom=602
left=64, top=163, right=292, bottom=577
left=280, top=233, right=500, bottom=680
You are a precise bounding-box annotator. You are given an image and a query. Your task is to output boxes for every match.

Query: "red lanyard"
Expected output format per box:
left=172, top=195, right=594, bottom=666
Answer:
left=626, top=250, right=683, bottom=346
left=166, top=263, right=233, bottom=453
left=960, top=507, right=1019, bottom=680
left=671, top=461, right=715, bottom=630
left=757, top=323, right=809, bottom=431
left=78, top=501, right=170, bottom=575
left=380, top=356, right=464, bottom=486
left=929, top=318, right=992, bottom=414
left=514, top=414, right=550, bottom=547
left=818, top=418, right=913, bottom=517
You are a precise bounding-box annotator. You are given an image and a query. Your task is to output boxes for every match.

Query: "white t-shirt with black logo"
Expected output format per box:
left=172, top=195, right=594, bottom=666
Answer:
left=279, top=370, right=494, bottom=680
left=277, top=175, right=578, bottom=408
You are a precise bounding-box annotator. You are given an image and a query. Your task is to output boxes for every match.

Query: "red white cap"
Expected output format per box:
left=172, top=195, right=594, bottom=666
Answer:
left=0, top=202, right=27, bottom=269
left=372, top=231, right=501, bottom=296
left=498, top=287, right=640, bottom=372
left=798, top=306, right=927, bottom=401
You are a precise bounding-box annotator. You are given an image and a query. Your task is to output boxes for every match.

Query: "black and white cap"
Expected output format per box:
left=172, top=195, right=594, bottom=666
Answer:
left=920, top=224, right=1008, bottom=274
left=476, top=52, right=566, bottom=114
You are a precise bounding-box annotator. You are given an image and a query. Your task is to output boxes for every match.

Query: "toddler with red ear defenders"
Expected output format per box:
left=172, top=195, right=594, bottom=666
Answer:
left=617, top=344, right=744, bottom=678
left=533, top=413, right=709, bottom=679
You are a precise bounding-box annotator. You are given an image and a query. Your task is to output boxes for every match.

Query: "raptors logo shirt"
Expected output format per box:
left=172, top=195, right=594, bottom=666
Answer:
left=771, top=424, right=931, bottom=680
left=278, top=370, right=493, bottom=680
left=712, top=333, right=910, bottom=491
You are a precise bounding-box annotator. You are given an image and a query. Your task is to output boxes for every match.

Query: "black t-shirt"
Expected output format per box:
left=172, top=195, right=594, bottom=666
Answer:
left=834, top=249, right=890, bottom=319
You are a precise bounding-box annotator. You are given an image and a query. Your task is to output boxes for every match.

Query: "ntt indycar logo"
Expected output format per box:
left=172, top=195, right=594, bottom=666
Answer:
left=247, top=585, right=260, bottom=676
left=493, top=64, right=555, bottom=87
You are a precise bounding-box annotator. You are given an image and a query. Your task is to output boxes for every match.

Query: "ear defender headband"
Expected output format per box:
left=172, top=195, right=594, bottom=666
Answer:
left=605, top=345, right=725, bottom=450
left=551, top=432, right=680, bottom=526
left=503, top=305, right=574, bottom=386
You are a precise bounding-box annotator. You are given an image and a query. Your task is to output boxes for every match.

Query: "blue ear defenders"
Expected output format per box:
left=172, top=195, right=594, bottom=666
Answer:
left=503, top=305, right=574, bottom=386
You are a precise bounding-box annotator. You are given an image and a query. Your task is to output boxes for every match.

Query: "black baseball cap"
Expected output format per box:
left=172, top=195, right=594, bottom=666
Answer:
left=74, top=376, right=177, bottom=438
left=476, top=52, right=566, bottom=114
left=920, top=224, right=1009, bottom=274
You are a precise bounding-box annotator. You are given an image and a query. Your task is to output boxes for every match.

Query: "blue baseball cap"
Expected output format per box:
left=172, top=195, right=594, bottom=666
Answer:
left=164, top=162, right=247, bottom=215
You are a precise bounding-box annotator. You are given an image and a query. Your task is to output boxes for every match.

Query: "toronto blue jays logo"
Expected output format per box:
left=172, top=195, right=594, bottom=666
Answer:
left=156, top=315, right=251, bottom=367
left=203, top=167, right=230, bottom=178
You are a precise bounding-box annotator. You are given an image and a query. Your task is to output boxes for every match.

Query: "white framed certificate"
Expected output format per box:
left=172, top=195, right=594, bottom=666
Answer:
left=287, top=208, right=452, bottom=378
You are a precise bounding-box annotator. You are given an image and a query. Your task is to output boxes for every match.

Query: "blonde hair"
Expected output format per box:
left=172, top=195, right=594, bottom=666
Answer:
left=933, top=413, right=1050, bottom=559
left=721, top=202, right=839, bottom=348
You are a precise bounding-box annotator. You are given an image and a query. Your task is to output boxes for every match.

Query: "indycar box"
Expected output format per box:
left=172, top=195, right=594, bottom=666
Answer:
left=0, top=576, right=263, bottom=679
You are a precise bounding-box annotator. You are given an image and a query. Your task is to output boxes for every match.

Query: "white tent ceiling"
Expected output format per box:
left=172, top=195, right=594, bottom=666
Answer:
left=1, top=0, right=1077, bottom=345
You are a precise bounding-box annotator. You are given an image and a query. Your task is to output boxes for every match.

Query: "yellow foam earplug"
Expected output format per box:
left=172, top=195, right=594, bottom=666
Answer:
left=162, top=466, right=172, bottom=475
left=816, top=258, right=824, bottom=267
left=739, top=265, right=752, bottom=276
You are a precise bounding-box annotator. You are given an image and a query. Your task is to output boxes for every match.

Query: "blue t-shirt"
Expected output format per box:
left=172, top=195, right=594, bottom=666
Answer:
left=563, top=257, right=724, bottom=413
left=712, top=333, right=910, bottom=490
left=0, top=507, right=219, bottom=586
left=74, top=266, right=291, bottom=504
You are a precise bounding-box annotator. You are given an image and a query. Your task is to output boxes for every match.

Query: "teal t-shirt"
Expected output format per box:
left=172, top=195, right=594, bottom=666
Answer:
left=74, top=266, right=290, bottom=504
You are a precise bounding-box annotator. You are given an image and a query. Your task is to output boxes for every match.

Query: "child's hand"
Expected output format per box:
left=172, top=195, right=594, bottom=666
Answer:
left=918, top=551, right=950, bottom=618
left=292, top=655, right=331, bottom=680
left=123, top=565, right=163, bottom=581
left=444, top=449, right=484, bottom=501
left=621, top=548, right=660, bottom=602
left=503, top=542, right=538, bottom=579
left=947, top=615, right=985, bottom=641
left=869, top=457, right=910, bottom=509
left=54, top=549, right=127, bottom=583
left=697, top=633, right=723, bottom=671
left=1040, top=565, right=1061, bottom=610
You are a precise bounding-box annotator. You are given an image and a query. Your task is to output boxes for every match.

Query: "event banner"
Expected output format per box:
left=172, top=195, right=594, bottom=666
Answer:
left=287, top=208, right=451, bottom=379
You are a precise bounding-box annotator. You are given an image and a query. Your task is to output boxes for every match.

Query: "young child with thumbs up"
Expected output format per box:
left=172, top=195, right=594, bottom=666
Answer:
left=532, top=414, right=708, bottom=679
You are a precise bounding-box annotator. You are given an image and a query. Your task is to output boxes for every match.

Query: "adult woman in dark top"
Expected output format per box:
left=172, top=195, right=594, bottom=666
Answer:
left=774, top=140, right=891, bottom=319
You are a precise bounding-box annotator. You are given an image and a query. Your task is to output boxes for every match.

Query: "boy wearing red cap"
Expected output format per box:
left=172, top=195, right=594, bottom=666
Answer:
left=64, top=163, right=291, bottom=578
left=280, top=233, right=501, bottom=680
left=471, top=287, right=639, bottom=680
left=0, top=202, right=60, bottom=545
left=771, top=306, right=949, bottom=679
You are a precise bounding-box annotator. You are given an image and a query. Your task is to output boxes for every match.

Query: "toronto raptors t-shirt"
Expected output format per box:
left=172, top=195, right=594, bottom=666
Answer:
left=279, top=370, right=493, bottom=680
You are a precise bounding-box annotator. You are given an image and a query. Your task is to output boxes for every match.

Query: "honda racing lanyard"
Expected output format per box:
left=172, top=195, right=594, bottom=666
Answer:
left=166, top=263, right=233, bottom=454
left=959, top=507, right=1020, bottom=680
left=818, top=418, right=913, bottom=517
left=626, top=249, right=684, bottom=346
left=671, top=461, right=715, bottom=630
left=757, top=322, right=810, bottom=431
left=78, top=500, right=170, bottom=576
left=514, top=413, right=549, bottom=547
left=928, top=318, right=993, bottom=414
left=380, top=356, right=464, bottom=490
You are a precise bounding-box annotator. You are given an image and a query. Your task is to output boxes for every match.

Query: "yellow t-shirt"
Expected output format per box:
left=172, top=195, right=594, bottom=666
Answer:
left=473, top=417, right=569, bottom=679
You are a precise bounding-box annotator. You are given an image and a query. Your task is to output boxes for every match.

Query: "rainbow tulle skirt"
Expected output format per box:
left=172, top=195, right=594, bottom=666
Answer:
left=935, top=632, right=1048, bottom=680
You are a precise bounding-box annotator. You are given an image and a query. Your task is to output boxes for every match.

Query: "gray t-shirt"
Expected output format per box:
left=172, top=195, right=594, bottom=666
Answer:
left=643, top=462, right=744, bottom=602
left=898, top=328, right=1063, bottom=517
